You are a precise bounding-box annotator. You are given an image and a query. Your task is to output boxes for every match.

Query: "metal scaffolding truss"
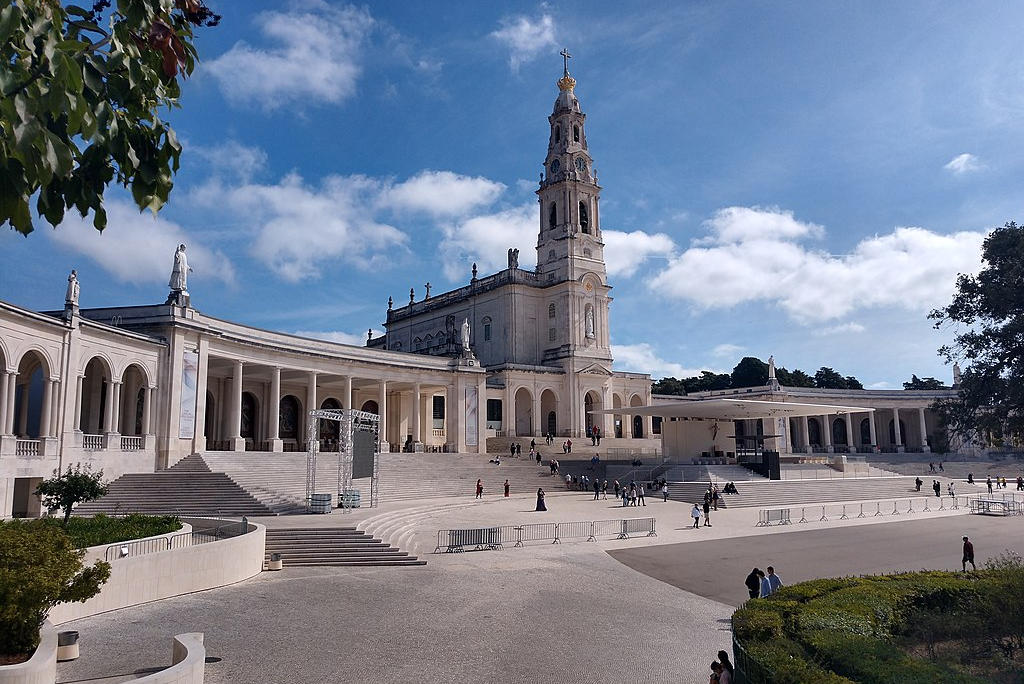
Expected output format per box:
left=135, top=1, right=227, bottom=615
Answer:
left=305, top=408, right=381, bottom=513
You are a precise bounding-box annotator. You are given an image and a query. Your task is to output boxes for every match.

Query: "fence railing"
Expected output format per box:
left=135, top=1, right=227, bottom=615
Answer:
left=103, top=519, right=251, bottom=561
left=434, top=517, right=656, bottom=553
left=756, top=493, right=987, bottom=527
left=120, top=435, right=143, bottom=451
left=83, top=434, right=103, bottom=450
left=15, top=439, right=39, bottom=456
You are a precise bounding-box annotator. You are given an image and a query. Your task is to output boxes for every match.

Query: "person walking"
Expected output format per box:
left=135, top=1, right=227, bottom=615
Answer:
left=758, top=570, right=771, bottom=598
left=536, top=487, right=547, bottom=511
left=565, top=473, right=572, bottom=490
left=638, top=483, right=646, bottom=506
left=915, top=477, right=922, bottom=492
left=602, top=479, right=608, bottom=500
left=475, top=479, right=483, bottom=499
left=663, top=483, right=670, bottom=502
left=594, top=425, right=601, bottom=446
left=614, top=480, right=620, bottom=498
left=744, top=568, right=761, bottom=599
left=962, top=536, right=976, bottom=571
left=629, top=483, right=637, bottom=506
left=702, top=498, right=712, bottom=527
left=504, top=479, right=510, bottom=497
left=566, top=438, right=572, bottom=453
left=948, top=481, right=955, bottom=497
left=987, top=477, right=993, bottom=495
left=1017, top=476, right=1023, bottom=491
left=622, top=488, right=630, bottom=508
left=691, top=503, right=701, bottom=529
left=530, top=438, right=536, bottom=452
left=537, top=451, right=543, bottom=465
left=516, top=443, right=522, bottom=457
left=933, top=480, right=941, bottom=497
left=717, top=651, right=735, bottom=684
left=766, top=567, right=783, bottom=594
left=510, top=443, right=517, bottom=460
left=593, top=477, right=601, bottom=500
left=712, top=485, right=720, bottom=511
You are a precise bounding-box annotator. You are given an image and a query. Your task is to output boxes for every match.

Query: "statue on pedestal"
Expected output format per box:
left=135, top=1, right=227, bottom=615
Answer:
left=461, top=317, right=471, bottom=352
left=65, top=270, right=80, bottom=307
left=585, top=306, right=595, bottom=339
left=167, top=244, right=192, bottom=306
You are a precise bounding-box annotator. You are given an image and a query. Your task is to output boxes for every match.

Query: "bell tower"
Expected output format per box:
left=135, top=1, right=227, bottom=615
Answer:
left=536, top=50, right=607, bottom=285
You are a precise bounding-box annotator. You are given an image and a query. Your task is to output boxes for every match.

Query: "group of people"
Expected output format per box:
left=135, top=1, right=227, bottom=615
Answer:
left=709, top=651, right=734, bottom=684
left=915, top=478, right=954, bottom=497
left=928, top=461, right=945, bottom=472
left=588, top=425, right=602, bottom=446
left=986, top=476, right=1016, bottom=493
left=744, top=566, right=784, bottom=599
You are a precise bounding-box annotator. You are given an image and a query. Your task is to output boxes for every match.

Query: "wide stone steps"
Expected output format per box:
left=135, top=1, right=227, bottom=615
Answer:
left=75, top=471, right=279, bottom=517
left=264, top=527, right=425, bottom=567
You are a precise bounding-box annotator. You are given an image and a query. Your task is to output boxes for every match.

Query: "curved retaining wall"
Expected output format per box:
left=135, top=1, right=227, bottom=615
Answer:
left=0, top=622, right=57, bottom=684
left=49, top=522, right=266, bottom=625
left=135, top=633, right=205, bottom=684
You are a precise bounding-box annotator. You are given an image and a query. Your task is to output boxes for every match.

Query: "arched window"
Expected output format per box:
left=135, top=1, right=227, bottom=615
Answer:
left=860, top=418, right=872, bottom=445
left=548, top=303, right=556, bottom=319
left=573, top=125, right=580, bottom=142
left=414, top=337, right=422, bottom=351
left=579, top=201, right=589, bottom=233
left=554, top=126, right=560, bottom=143
left=482, top=316, right=492, bottom=342
left=548, top=203, right=557, bottom=230
left=279, top=395, right=300, bottom=439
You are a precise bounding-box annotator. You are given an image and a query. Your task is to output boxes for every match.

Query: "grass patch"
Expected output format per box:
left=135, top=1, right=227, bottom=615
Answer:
left=44, top=514, right=182, bottom=548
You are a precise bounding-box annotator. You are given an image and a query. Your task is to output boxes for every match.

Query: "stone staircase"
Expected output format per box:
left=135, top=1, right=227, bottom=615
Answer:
left=264, top=527, right=426, bottom=567
left=75, top=455, right=289, bottom=517
left=666, top=476, right=961, bottom=509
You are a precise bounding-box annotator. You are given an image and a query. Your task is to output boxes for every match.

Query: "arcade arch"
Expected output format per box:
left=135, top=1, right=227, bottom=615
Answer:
left=514, top=387, right=533, bottom=436
left=540, top=389, right=558, bottom=437
left=80, top=356, right=111, bottom=434
left=14, top=351, right=49, bottom=438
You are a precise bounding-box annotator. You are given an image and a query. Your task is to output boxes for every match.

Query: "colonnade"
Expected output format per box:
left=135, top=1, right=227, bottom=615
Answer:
left=790, top=407, right=932, bottom=453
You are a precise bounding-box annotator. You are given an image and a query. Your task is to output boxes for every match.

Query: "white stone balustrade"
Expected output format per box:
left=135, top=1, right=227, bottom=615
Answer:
left=83, top=433, right=103, bottom=450
left=15, top=439, right=39, bottom=457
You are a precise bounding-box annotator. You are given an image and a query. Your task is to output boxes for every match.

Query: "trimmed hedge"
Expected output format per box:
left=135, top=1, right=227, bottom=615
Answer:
left=732, top=569, right=1019, bottom=683
left=43, top=514, right=182, bottom=548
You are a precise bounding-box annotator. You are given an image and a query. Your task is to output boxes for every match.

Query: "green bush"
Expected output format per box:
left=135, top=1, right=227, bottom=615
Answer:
left=0, top=520, right=110, bottom=657
left=733, top=568, right=1022, bottom=683
left=35, top=463, right=108, bottom=525
left=45, top=514, right=182, bottom=548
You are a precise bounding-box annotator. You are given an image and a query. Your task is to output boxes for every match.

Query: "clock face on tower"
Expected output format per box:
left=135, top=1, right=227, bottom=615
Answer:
left=550, top=158, right=561, bottom=174
left=575, top=157, right=586, bottom=173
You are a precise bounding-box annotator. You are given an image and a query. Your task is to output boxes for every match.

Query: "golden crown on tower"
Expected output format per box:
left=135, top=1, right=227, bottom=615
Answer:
left=557, top=74, right=576, bottom=91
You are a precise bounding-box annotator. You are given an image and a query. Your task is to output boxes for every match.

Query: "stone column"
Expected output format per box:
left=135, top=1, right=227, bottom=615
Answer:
left=49, top=379, right=61, bottom=438
left=892, top=407, right=903, bottom=452
left=867, top=411, right=878, bottom=451
left=194, top=338, right=210, bottom=454
left=476, top=377, right=487, bottom=454
left=532, top=392, right=542, bottom=437
left=445, top=382, right=459, bottom=452
left=39, top=379, right=53, bottom=438
left=379, top=379, right=389, bottom=452
left=601, top=386, right=613, bottom=439
left=343, top=376, right=353, bottom=411
left=822, top=414, right=833, bottom=452
left=503, top=384, right=514, bottom=436
left=230, top=360, right=245, bottom=451
left=0, top=371, right=7, bottom=436
left=5, top=371, right=18, bottom=436
left=268, top=366, right=282, bottom=452
left=918, top=407, right=930, bottom=452
left=142, top=387, right=153, bottom=435
left=103, top=380, right=115, bottom=434
left=72, top=375, right=83, bottom=432
left=110, top=381, right=122, bottom=435
left=306, top=371, right=318, bottom=447
left=844, top=412, right=855, bottom=453
left=17, top=382, right=29, bottom=436
left=411, top=383, right=421, bottom=449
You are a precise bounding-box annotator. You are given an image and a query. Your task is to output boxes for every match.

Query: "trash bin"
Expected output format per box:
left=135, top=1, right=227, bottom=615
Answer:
left=309, top=493, right=332, bottom=513
left=267, top=552, right=283, bottom=571
left=57, top=631, right=80, bottom=661
left=340, top=489, right=361, bottom=508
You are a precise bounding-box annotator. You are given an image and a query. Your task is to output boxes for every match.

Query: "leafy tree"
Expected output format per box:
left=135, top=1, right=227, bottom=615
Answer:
left=930, top=221, right=1024, bottom=443
left=689, top=371, right=731, bottom=392
left=776, top=367, right=815, bottom=388
left=1, top=0, right=220, bottom=235
left=812, top=366, right=863, bottom=389
left=0, top=519, right=110, bottom=657
left=35, top=463, right=109, bottom=525
left=651, top=376, right=686, bottom=395
left=903, top=375, right=948, bottom=390
left=843, top=375, right=864, bottom=390
left=731, top=356, right=769, bottom=388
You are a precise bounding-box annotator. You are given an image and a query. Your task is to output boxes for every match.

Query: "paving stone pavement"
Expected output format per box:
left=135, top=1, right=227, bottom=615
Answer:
left=58, top=544, right=734, bottom=684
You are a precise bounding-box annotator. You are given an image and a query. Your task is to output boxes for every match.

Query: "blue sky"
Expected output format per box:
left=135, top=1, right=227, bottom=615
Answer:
left=3, top=1, right=1023, bottom=387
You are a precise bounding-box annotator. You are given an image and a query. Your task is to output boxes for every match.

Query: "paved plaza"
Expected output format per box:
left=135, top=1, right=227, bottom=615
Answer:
left=53, top=486, right=1024, bottom=683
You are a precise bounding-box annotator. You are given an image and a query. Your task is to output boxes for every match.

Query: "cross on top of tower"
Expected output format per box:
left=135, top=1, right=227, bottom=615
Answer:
left=560, top=48, right=572, bottom=76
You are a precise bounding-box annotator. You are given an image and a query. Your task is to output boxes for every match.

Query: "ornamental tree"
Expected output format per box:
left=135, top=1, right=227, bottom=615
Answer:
left=0, top=0, right=220, bottom=235
left=930, top=221, right=1024, bottom=444
left=35, top=463, right=109, bottom=525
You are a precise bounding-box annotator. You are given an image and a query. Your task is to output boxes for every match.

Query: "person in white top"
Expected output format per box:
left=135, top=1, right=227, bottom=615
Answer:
left=766, top=566, right=783, bottom=595
left=691, top=504, right=701, bottom=529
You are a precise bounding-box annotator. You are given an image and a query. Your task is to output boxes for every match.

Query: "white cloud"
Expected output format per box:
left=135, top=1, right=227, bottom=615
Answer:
left=491, top=14, right=557, bottom=71
left=813, top=322, right=866, bottom=336
left=48, top=200, right=235, bottom=287
left=205, top=3, right=374, bottom=110
left=383, top=171, right=505, bottom=216
left=943, top=153, right=983, bottom=175
left=649, top=206, right=986, bottom=324
left=711, top=343, right=744, bottom=358
left=602, top=229, right=675, bottom=277
left=293, top=329, right=382, bottom=346
left=193, top=173, right=407, bottom=282
left=438, top=204, right=537, bottom=280
left=191, top=140, right=268, bottom=182
left=611, top=343, right=704, bottom=379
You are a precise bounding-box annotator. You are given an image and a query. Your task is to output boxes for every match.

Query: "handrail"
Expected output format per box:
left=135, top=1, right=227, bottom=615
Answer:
left=434, top=517, right=656, bottom=553
left=756, top=493, right=986, bottom=527
left=104, top=520, right=250, bottom=561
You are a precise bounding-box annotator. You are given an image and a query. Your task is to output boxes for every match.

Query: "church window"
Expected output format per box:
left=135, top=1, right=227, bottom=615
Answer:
left=486, top=399, right=502, bottom=429
left=548, top=303, right=556, bottom=319
left=554, top=126, right=560, bottom=143
left=433, top=396, right=445, bottom=428
left=549, top=203, right=557, bottom=230
left=425, top=333, right=433, bottom=347
left=579, top=201, right=589, bottom=233
left=573, top=125, right=580, bottom=142
left=414, top=336, right=422, bottom=351
left=549, top=327, right=557, bottom=341
left=482, top=316, right=492, bottom=341
left=548, top=250, right=556, bottom=261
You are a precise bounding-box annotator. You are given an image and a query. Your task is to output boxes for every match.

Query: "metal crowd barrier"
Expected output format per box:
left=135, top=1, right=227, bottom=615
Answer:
left=103, top=520, right=250, bottom=561
left=756, top=493, right=988, bottom=528
left=434, top=517, right=656, bottom=553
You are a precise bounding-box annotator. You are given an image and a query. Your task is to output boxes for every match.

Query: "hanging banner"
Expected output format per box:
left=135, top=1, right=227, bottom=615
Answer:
left=465, top=386, right=478, bottom=447
left=179, top=350, right=199, bottom=439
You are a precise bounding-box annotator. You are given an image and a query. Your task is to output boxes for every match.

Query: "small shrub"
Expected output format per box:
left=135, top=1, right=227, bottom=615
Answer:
left=35, top=463, right=108, bottom=525
left=48, top=514, right=182, bottom=548
left=0, top=520, right=110, bottom=657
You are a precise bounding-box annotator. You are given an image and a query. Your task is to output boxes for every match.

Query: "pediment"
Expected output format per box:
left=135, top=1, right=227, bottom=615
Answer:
left=578, top=362, right=613, bottom=376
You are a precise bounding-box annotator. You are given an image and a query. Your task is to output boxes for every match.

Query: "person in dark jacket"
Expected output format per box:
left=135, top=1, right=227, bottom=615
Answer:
left=744, top=568, right=761, bottom=599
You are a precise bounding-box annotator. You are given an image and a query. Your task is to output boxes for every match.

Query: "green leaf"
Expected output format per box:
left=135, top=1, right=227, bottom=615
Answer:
left=0, top=4, right=22, bottom=47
